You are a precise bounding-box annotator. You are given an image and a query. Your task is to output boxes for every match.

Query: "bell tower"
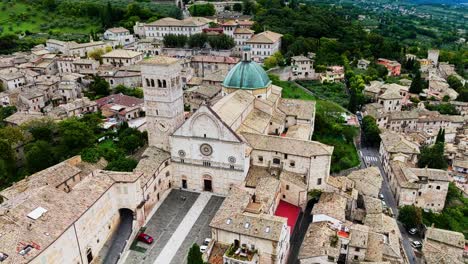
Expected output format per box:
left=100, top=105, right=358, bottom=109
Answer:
left=141, top=56, right=185, bottom=151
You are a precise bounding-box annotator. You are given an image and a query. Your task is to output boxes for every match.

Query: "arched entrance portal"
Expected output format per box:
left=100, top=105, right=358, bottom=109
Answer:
left=202, top=175, right=212, bottom=192
left=102, top=208, right=134, bottom=264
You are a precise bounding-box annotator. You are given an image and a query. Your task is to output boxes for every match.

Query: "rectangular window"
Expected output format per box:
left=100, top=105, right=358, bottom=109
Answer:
left=317, top=178, right=322, bottom=185
left=436, top=186, right=440, bottom=190
left=284, top=154, right=288, bottom=159
left=286, top=185, right=289, bottom=190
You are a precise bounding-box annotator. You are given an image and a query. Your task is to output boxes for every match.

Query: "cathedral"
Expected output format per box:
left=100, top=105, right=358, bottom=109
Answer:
left=141, top=47, right=333, bottom=203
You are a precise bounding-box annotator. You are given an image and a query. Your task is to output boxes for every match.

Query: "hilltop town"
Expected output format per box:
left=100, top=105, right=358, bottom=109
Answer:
left=0, top=0, right=467, bottom=264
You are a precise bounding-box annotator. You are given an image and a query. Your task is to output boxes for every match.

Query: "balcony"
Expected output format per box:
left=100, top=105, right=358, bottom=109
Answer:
left=223, top=244, right=259, bottom=264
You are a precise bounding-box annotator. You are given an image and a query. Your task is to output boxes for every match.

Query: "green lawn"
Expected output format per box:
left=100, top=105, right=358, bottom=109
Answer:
left=269, top=74, right=316, bottom=100
left=297, top=80, right=349, bottom=107
left=0, top=1, right=101, bottom=36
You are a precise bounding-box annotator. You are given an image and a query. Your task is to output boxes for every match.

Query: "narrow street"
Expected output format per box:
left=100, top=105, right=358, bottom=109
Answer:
left=358, top=146, right=418, bottom=264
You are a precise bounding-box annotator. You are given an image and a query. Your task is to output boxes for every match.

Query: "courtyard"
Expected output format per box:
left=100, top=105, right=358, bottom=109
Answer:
left=124, top=189, right=224, bottom=264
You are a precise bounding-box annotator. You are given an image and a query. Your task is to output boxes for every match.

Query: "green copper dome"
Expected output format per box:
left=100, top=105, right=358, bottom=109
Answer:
left=222, top=60, right=272, bottom=90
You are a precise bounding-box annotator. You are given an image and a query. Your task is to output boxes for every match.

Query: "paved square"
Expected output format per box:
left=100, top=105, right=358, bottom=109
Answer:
left=124, top=189, right=224, bottom=264
left=170, top=195, right=224, bottom=264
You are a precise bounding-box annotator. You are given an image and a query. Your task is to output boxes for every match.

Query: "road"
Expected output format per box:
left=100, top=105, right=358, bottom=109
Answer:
left=102, top=209, right=134, bottom=264
left=358, top=146, right=418, bottom=264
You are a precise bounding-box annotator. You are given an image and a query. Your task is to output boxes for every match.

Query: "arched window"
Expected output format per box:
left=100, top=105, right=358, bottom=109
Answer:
left=273, top=158, right=280, bottom=165
left=157, top=79, right=162, bottom=88
left=146, top=78, right=150, bottom=87
left=150, top=79, right=155, bottom=87
left=163, top=80, right=167, bottom=88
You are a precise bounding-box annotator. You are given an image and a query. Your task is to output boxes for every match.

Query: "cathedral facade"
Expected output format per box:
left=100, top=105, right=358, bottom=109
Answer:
left=142, top=48, right=333, bottom=199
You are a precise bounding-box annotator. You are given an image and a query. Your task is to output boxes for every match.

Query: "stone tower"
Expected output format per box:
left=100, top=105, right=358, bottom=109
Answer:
left=141, top=56, right=185, bottom=151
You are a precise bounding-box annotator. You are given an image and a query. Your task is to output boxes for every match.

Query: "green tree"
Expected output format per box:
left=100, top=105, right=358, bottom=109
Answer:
left=233, top=3, right=242, bottom=12
left=88, top=75, right=110, bottom=99
left=207, top=34, right=235, bottom=50
left=457, top=87, right=468, bottom=102
left=88, top=48, right=106, bottom=63
left=447, top=75, right=463, bottom=91
left=163, top=34, right=187, bottom=48
left=118, top=133, right=144, bottom=154
left=81, top=147, right=101, bottom=163
left=0, top=139, right=15, bottom=183
left=418, top=143, right=447, bottom=170
left=25, top=140, right=56, bottom=174
left=0, top=126, right=24, bottom=145
left=42, top=0, right=57, bottom=11
left=361, top=116, right=381, bottom=147
left=188, top=33, right=208, bottom=48
left=58, top=118, right=95, bottom=156
left=22, top=119, right=57, bottom=142
left=242, top=0, right=256, bottom=15
left=105, top=157, right=138, bottom=171
left=0, top=106, right=17, bottom=121
left=0, top=159, right=10, bottom=188
left=409, top=71, right=423, bottom=94
left=436, top=128, right=445, bottom=144
left=263, top=55, right=278, bottom=70
left=188, top=4, right=215, bottom=16
left=187, top=243, right=203, bottom=264
left=398, top=205, right=422, bottom=228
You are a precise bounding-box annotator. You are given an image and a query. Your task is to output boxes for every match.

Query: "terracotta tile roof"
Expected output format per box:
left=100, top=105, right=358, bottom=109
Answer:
left=246, top=31, right=282, bottom=44
left=95, top=93, right=143, bottom=108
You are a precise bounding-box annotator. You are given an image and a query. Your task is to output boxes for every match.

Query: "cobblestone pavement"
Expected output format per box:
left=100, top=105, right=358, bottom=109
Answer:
left=124, top=189, right=200, bottom=264
left=124, top=190, right=225, bottom=264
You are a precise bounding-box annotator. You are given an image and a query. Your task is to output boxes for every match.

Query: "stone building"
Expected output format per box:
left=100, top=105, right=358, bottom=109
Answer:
left=319, top=66, right=345, bottom=83
left=209, top=186, right=290, bottom=264
left=422, top=227, right=465, bottom=264
left=245, top=31, right=283, bottom=62
left=298, top=222, right=342, bottom=264
left=46, top=39, right=112, bottom=58
left=388, top=161, right=450, bottom=212
left=190, top=55, right=239, bottom=78
left=0, top=151, right=172, bottom=264
left=377, top=58, right=401, bottom=76
left=138, top=17, right=212, bottom=40
left=379, top=131, right=420, bottom=174
left=184, top=85, right=222, bottom=112
left=103, top=27, right=135, bottom=47
left=0, top=68, right=26, bottom=90
left=101, top=49, right=143, bottom=67
left=141, top=56, right=185, bottom=151
left=378, top=89, right=403, bottom=112
left=357, top=59, right=370, bottom=70
left=291, top=56, right=315, bottom=80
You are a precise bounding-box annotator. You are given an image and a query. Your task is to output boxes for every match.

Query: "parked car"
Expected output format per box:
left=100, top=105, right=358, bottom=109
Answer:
left=203, top=238, right=212, bottom=246
left=381, top=200, right=388, bottom=208
left=378, top=193, right=385, bottom=200
left=411, top=241, right=422, bottom=248
left=200, top=238, right=212, bottom=253
left=200, top=245, right=208, bottom=253
left=409, top=228, right=418, bottom=235
left=138, top=233, right=154, bottom=244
